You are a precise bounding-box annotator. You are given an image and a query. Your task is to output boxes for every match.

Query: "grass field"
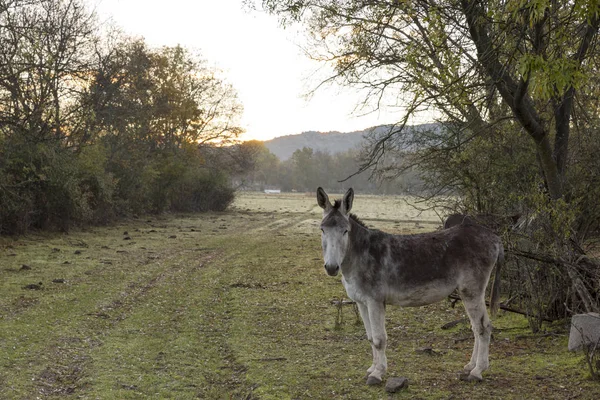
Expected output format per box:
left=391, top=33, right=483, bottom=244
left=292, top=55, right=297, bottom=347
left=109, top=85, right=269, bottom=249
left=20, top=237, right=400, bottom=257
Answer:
left=0, top=192, right=598, bottom=399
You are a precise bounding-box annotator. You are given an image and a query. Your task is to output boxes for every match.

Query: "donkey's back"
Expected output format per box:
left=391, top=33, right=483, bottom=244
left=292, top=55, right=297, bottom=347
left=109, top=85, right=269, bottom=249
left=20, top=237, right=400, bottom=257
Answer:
left=356, top=223, right=503, bottom=307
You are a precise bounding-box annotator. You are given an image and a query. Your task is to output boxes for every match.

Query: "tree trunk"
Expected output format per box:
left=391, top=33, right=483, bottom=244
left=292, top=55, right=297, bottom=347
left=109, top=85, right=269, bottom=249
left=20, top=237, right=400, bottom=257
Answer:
left=461, top=0, right=563, bottom=200
left=536, top=135, right=563, bottom=200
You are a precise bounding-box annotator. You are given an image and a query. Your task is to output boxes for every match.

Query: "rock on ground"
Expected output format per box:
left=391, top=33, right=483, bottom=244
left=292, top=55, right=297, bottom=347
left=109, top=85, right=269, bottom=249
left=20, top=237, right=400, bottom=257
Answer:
left=385, top=377, right=409, bottom=393
left=568, top=313, right=600, bottom=351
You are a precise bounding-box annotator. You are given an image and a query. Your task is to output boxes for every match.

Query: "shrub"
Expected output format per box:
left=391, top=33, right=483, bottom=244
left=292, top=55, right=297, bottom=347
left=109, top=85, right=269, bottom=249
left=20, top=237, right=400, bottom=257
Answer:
left=75, top=144, right=117, bottom=224
left=170, top=167, right=235, bottom=212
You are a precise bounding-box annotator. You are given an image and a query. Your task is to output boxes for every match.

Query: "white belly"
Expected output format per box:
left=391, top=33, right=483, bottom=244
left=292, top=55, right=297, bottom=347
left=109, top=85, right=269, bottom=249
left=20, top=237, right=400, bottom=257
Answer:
left=386, top=281, right=456, bottom=307
left=342, top=275, right=456, bottom=307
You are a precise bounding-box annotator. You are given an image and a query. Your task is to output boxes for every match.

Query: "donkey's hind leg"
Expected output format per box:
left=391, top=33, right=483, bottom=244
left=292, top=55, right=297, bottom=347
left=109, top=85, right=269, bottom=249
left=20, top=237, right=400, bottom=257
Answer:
left=461, top=294, right=492, bottom=381
left=464, top=330, right=479, bottom=374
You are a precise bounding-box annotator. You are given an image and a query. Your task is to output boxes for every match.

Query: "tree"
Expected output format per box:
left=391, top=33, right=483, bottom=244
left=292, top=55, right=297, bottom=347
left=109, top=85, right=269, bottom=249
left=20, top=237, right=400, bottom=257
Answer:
left=262, top=0, right=600, bottom=319
left=462, top=0, right=599, bottom=200
left=0, top=0, right=97, bottom=144
left=262, top=0, right=599, bottom=199
left=88, top=40, right=243, bottom=152
left=226, top=140, right=281, bottom=189
left=84, top=39, right=243, bottom=213
left=291, top=147, right=319, bottom=191
left=0, top=0, right=101, bottom=232
left=0, top=1, right=242, bottom=232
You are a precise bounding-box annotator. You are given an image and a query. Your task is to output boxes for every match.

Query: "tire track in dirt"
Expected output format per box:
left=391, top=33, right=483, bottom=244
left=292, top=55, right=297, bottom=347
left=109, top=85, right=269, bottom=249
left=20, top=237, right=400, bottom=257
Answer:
left=34, top=248, right=219, bottom=397
left=94, top=250, right=219, bottom=321
left=179, top=244, right=262, bottom=399
left=247, top=211, right=316, bottom=234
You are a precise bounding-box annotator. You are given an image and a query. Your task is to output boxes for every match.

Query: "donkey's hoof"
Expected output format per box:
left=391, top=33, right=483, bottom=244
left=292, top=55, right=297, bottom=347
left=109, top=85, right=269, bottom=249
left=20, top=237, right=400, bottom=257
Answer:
left=366, top=375, right=382, bottom=385
left=459, top=372, right=483, bottom=382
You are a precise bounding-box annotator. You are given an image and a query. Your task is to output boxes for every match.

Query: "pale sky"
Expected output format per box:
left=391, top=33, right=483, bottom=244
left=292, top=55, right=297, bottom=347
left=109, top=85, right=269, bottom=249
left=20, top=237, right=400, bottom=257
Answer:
left=89, top=0, right=407, bottom=141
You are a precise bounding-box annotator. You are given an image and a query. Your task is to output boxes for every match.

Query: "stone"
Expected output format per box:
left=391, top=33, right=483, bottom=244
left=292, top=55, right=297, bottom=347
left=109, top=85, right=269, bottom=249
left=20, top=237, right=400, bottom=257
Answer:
left=385, top=377, right=409, bottom=393
left=568, top=313, right=600, bottom=351
left=415, top=346, right=442, bottom=356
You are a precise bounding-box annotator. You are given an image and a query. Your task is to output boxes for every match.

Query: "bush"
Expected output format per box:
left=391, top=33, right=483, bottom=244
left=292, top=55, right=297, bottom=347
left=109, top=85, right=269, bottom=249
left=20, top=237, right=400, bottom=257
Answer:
left=1, top=141, right=122, bottom=233
left=170, top=167, right=235, bottom=212
left=75, top=144, right=117, bottom=224
left=0, top=141, right=81, bottom=232
left=0, top=140, right=236, bottom=235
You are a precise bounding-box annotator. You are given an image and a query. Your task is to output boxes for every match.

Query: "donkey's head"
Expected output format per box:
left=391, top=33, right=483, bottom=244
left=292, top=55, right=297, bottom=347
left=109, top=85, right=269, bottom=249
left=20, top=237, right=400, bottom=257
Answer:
left=316, top=187, right=354, bottom=276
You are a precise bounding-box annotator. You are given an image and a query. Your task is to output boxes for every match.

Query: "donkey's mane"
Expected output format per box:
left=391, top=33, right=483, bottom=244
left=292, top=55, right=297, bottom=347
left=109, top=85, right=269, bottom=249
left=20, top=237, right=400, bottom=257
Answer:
left=332, top=199, right=368, bottom=229
left=350, top=213, right=368, bottom=229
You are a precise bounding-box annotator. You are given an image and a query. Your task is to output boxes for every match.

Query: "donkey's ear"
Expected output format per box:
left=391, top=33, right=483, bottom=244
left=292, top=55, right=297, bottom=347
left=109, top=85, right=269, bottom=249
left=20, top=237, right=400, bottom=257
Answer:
left=342, top=188, right=354, bottom=214
left=316, top=187, right=331, bottom=210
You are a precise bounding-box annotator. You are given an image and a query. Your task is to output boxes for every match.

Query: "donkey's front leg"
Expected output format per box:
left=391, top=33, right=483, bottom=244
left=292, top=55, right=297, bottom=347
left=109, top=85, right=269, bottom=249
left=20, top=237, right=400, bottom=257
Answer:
left=356, top=301, right=378, bottom=375
left=365, top=301, right=387, bottom=385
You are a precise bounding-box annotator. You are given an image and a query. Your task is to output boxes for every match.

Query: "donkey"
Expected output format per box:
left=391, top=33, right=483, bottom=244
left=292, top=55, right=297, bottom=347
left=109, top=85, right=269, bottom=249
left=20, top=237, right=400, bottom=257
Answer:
left=316, top=187, right=504, bottom=384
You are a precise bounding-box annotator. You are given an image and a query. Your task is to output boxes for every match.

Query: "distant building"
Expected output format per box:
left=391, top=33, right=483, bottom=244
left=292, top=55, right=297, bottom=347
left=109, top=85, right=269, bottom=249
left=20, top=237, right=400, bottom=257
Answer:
left=264, top=189, right=281, bottom=194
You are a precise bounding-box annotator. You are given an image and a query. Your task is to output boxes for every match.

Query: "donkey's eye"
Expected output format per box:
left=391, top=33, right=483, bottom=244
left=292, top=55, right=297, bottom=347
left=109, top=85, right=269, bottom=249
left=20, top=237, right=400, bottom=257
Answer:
left=343, top=230, right=348, bottom=235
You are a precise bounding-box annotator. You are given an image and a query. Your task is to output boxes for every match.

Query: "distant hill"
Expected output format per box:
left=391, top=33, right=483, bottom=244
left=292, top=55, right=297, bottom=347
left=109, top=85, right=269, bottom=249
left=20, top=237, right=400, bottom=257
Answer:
left=263, top=129, right=363, bottom=161
left=263, top=124, right=439, bottom=160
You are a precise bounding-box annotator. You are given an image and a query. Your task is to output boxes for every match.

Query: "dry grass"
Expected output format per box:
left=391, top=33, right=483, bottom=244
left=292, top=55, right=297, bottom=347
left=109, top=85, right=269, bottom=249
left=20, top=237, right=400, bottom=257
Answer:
left=232, top=191, right=442, bottom=234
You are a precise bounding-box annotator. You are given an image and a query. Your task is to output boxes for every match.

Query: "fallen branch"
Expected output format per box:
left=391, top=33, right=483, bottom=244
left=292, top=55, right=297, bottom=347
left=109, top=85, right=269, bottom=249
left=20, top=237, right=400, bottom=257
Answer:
left=447, top=294, right=555, bottom=322
left=508, top=249, right=600, bottom=314
left=334, top=295, right=557, bottom=322
left=515, top=332, right=562, bottom=341
left=507, top=249, right=560, bottom=265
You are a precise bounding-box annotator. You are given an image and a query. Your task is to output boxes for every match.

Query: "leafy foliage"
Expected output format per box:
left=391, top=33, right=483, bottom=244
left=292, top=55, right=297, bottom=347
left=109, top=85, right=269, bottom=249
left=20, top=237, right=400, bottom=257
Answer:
left=0, top=0, right=240, bottom=234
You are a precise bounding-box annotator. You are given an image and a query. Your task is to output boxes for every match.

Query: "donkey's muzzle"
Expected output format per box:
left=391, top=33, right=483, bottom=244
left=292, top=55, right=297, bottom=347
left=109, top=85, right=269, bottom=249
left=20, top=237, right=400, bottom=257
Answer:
left=324, top=264, right=340, bottom=276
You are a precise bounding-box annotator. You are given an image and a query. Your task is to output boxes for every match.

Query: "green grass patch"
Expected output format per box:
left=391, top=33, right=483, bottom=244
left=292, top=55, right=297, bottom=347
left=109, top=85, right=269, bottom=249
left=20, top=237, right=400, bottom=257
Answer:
left=1, top=194, right=599, bottom=398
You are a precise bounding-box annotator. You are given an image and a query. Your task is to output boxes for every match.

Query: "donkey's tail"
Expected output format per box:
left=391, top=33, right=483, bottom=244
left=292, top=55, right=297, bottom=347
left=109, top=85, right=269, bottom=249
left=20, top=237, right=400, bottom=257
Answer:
left=490, top=243, right=504, bottom=317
